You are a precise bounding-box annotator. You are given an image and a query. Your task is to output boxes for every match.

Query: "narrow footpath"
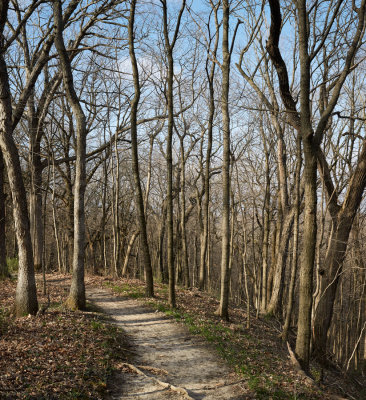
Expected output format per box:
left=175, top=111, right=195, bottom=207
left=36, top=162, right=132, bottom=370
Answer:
left=87, top=288, right=249, bottom=400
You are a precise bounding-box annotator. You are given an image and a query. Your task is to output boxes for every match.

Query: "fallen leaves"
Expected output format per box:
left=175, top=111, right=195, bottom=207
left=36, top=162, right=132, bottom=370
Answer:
left=106, top=277, right=365, bottom=400
left=0, top=274, right=130, bottom=399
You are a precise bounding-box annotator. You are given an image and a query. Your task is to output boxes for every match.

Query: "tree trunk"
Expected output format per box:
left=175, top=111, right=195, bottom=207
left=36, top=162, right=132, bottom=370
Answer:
left=260, top=151, right=270, bottom=312
left=161, top=0, right=186, bottom=308
left=198, top=11, right=218, bottom=291
left=266, top=209, right=294, bottom=316
left=0, top=46, right=38, bottom=315
left=128, top=0, right=154, bottom=296
left=281, top=137, right=302, bottom=340
left=218, top=0, right=231, bottom=321
left=312, top=213, right=355, bottom=361
left=29, top=130, right=43, bottom=273
left=54, top=0, right=87, bottom=310
left=122, top=231, right=140, bottom=277
left=0, top=152, right=8, bottom=278
left=158, top=202, right=168, bottom=283
left=295, top=140, right=317, bottom=371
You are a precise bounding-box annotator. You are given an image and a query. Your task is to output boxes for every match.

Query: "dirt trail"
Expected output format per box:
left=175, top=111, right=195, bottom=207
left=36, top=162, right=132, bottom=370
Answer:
left=87, top=288, right=249, bottom=399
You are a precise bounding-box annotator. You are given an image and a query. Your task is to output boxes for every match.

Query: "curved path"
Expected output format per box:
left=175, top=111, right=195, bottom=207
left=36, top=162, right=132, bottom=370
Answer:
left=87, top=288, right=249, bottom=400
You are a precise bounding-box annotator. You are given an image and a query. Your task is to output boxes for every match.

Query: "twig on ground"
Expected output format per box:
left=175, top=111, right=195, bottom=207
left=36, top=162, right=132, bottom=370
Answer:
left=118, top=362, right=195, bottom=399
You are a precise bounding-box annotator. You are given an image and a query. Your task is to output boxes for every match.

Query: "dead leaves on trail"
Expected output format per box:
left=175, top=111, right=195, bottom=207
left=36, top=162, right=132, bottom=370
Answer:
left=0, top=275, right=129, bottom=399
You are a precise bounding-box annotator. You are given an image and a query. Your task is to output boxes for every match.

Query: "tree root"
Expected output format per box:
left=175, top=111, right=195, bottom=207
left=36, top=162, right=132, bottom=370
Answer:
left=286, top=343, right=348, bottom=400
left=136, top=365, right=169, bottom=376
left=118, top=362, right=195, bottom=399
left=286, top=342, right=315, bottom=385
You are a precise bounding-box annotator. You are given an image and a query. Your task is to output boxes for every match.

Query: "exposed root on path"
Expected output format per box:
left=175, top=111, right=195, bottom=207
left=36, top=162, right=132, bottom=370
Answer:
left=137, top=365, right=169, bottom=376
left=118, top=362, right=196, bottom=399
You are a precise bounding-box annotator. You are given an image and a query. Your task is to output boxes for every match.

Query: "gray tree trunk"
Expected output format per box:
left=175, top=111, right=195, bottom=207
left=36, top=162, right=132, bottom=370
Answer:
left=0, top=152, right=8, bottom=278
left=218, top=0, right=231, bottom=321
left=128, top=0, right=154, bottom=297
left=54, top=0, right=87, bottom=310
left=161, top=0, right=186, bottom=308
left=198, top=5, right=219, bottom=291
left=29, top=127, right=43, bottom=273
left=313, top=140, right=366, bottom=361
left=0, top=9, right=38, bottom=315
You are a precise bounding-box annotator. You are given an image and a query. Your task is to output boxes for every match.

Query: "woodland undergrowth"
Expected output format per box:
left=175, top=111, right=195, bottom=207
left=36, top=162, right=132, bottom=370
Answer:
left=0, top=274, right=131, bottom=399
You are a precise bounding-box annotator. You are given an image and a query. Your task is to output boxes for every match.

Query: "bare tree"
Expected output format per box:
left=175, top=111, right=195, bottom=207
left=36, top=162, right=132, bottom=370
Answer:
left=53, top=0, right=87, bottom=310
left=0, top=0, right=38, bottom=315
left=160, top=0, right=186, bottom=308
left=266, top=0, right=366, bottom=370
left=128, top=0, right=154, bottom=296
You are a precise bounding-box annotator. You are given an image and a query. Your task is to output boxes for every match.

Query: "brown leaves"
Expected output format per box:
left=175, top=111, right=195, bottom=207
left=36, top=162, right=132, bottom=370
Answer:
left=0, top=274, right=129, bottom=399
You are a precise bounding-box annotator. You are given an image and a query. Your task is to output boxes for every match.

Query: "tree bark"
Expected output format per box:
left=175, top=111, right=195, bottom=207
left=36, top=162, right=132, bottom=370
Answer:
left=128, top=0, right=154, bottom=296
left=122, top=230, right=140, bottom=277
left=0, top=152, right=8, bottom=278
left=0, top=2, right=38, bottom=314
left=266, top=209, right=294, bottom=316
left=161, top=0, right=186, bottom=308
left=281, top=137, right=302, bottom=340
left=313, top=93, right=366, bottom=363
left=29, top=126, right=43, bottom=273
left=198, top=4, right=219, bottom=291
left=0, top=0, right=85, bottom=299
left=218, top=0, right=231, bottom=321
left=54, top=0, right=87, bottom=310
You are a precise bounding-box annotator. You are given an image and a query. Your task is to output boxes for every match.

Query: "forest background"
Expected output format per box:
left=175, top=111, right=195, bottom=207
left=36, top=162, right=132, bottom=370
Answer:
left=0, top=0, right=365, bottom=381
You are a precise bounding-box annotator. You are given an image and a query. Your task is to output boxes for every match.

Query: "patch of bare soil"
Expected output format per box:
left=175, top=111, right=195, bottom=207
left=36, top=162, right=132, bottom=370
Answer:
left=87, top=288, right=250, bottom=399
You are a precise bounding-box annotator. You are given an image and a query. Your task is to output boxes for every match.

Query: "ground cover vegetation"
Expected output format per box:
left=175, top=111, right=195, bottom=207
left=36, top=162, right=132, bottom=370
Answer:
left=0, top=0, right=365, bottom=397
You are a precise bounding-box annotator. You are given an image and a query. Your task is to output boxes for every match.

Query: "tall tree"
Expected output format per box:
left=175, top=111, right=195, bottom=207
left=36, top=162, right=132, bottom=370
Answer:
left=266, top=0, right=366, bottom=370
left=53, top=0, right=87, bottom=310
left=160, top=0, right=186, bottom=308
left=0, top=0, right=38, bottom=315
left=191, top=1, right=220, bottom=292
left=128, top=0, right=154, bottom=297
left=217, top=0, right=231, bottom=321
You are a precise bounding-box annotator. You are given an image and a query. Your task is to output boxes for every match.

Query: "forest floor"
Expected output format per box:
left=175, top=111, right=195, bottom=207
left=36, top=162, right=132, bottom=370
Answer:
left=0, top=274, right=365, bottom=399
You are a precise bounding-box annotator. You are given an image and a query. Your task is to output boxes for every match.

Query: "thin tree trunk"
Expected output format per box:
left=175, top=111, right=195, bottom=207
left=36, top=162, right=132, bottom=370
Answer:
left=128, top=0, right=154, bottom=296
left=0, top=151, right=8, bottom=278
left=161, top=0, right=186, bottom=308
left=29, top=114, right=44, bottom=274
left=122, top=231, right=140, bottom=277
left=198, top=7, right=219, bottom=291
left=54, top=0, right=87, bottom=310
left=218, top=0, right=231, bottom=321
left=178, top=138, right=189, bottom=288
left=295, top=142, right=317, bottom=371
left=112, top=137, right=120, bottom=277
left=281, top=137, right=302, bottom=340
left=260, top=146, right=270, bottom=312
left=158, top=203, right=168, bottom=283
left=266, top=210, right=294, bottom=316
left=51, top=155, right=62, bottom=273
